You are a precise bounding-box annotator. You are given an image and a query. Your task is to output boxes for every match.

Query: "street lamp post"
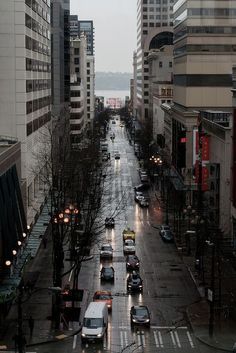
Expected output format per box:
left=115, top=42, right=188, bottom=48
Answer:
left=206, top=240, right=215, bottom=337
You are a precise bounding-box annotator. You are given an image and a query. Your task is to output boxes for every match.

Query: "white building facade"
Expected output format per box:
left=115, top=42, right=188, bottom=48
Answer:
left=0, top=0, right=51, bottom=225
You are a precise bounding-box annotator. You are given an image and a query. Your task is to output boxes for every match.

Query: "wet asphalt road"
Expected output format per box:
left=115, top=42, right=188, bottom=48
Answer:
left=34, top=116, right=218, bottom=353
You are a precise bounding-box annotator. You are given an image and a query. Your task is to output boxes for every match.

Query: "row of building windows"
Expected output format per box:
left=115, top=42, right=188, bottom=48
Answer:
left=159, top=61, right=172, bottom=68
left=25, top=0, right=50, bottom=24
left=144, top=14, right=173, bottom=19
left=26, top=58, right=51, bottom=72
left=143, top=7, right=170, bottom=12
left=25, top=14, right=50, bottom=40
left=70, top=112, right=84, bottom=120
left=188, top=8, right=236, bottom=17
left=70, top=90, right=81, bottom=97
left=26, top=95, right=51, bottom=114
left=173, top=74, right=232, bottom=87
left=27, top=112, right=51, bottom=136
left=71, top=102, right=81, bottom=109
left=143, top=0, right=174, bottom=3
left=25, top=36, right=50, bottom=56
left=70, top=121, right=84, bottom=131
left=175, top=26, right=236, bottom=42
left=26, top=79, right=51, bottom=93
left=174, top=44, right=236, bottom=56
left=142, top=22, right=173, bottom=32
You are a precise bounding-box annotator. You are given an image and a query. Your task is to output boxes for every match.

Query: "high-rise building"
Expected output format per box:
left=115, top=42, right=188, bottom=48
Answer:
left=0, top=0, right=51, bottom=224
left=69, top=16, right=95, bottom=132
left=136, top=0, right=173, bottom=123
left=78, top=20, right=94, bottom=56
left=165, top=0, right=236, bottom=180
left=51, top=0, right=70, bottom=118
left=70, top=35, right=87, bottom=145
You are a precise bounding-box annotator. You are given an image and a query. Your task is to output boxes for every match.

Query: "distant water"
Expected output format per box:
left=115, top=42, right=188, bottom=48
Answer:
left=95, top=89, right=130, bottom=106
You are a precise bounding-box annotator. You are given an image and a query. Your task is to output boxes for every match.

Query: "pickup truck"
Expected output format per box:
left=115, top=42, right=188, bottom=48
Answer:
left=123, top=228, right=135, bottom=242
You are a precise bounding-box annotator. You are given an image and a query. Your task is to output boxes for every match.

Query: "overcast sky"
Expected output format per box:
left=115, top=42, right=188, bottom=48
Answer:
left=70, top=0, right=137, bottom=73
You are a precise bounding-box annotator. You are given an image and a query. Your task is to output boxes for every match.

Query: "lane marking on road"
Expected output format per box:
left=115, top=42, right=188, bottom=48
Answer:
left=151, top=326, right=188, bottom=329
left=158, top=331, right=164, bottom=347
left=72, top=334, right=77, bottom=349
left=154, top=331, right=159, bottom=347
left=186, top=331, right=195, bottom=348
left=120, top=331, right=124, bottom=348
left=174, top=331, right=181, bottom=348
left=124, top=331, right=128, bottom=346
left=170, top=331, right=177, bottom=348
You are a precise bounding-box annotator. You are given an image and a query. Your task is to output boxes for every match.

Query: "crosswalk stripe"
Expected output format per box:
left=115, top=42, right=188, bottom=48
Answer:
left=187, top=331, right=195, bottom=348
left=72, top=334, right=77, bottom=349
left=170, top=331, right=176, bottom=348
left=120, top=331, right=123, bottom=348
left=154, top=331, right=159, bottom=347
left=174, top=331, right=181, bottom=348
left=124, top=331, right=128, bottom=346
left=158, top=331, right=164, bottom=348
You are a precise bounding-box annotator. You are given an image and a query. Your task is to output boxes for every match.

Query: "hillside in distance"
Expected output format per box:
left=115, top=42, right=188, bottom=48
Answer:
left=95, top=72, right=132, bottom=90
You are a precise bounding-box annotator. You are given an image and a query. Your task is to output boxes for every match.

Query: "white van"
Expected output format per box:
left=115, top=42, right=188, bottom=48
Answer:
left=81, top=302, right=108, bottom=343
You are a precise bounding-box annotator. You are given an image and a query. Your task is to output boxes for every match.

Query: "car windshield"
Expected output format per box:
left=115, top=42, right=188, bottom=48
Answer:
left=125, top=240, right=134, bottom=246
left=102, top=246, right=112, bottom=251
left=84, top=318, right=103, bottom=328
left=94, top=294, right=110, bottom=300
left=103, top=267, right=113, bottom=274
left=134, top=308, right=148, bottom=316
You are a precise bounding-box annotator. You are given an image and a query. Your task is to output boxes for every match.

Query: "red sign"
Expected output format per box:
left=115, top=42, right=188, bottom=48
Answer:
left=195, top=132, right=210, bottom=162
left=195, top=161, right=209, bottom=191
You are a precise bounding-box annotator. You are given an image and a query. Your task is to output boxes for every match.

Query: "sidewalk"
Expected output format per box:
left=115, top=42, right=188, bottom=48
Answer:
left=0, top=224, right=89, bottom=351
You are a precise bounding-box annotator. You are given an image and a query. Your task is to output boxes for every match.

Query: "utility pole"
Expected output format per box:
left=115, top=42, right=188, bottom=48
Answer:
left=208, top=241, right=215, bottom=337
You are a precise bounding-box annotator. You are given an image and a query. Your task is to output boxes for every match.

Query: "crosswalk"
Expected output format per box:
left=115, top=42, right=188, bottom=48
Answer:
left=101, top=326, right=196, bottom=351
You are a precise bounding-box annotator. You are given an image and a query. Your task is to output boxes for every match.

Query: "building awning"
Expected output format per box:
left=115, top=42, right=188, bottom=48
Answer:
left=164, top=168, right=187, bottom=191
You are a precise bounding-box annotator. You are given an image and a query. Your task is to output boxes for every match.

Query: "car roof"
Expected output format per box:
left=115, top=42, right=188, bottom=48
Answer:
left=94, top=290, right=111, bottom=296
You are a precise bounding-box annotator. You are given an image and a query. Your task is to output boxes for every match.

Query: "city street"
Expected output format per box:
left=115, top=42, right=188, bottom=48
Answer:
left=31, top=117, right=223, bottom=353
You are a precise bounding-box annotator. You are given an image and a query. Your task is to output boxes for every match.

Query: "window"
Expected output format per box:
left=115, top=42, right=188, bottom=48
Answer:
left=169, top=61, right=172, bottom=68
left=74, top=48, right=79, bottom=55
left=159, top=61, right=163, bottom=68
left=74, top=57, right=79, bottom=65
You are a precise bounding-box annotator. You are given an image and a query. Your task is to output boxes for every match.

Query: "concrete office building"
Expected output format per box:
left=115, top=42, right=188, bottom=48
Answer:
left=51, top=0, right=70, bottom=118
left=147, top=46, right=173, bottom=145
left=136, top=0, right=173, bottom=123
left=70, top=35, right=87, bottom=144
left=165, top=0, right=236, bottom=176
left=161, top=0, right=236, bottom=237
left=0, top=0, right=51, bottom=225
left=69, top=16, right=95, bottom=131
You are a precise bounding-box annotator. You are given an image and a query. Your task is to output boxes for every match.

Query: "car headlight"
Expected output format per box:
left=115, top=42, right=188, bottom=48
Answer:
left=97, top=333, right=102, bottom=337
left=132, top=318, right=138, bottom=322
left=145, top=319, right=150, bottom=322
left=127, top=263, right=130, bottom=265
left=139, top=285, right=143, bottom=288
left=128, top=285, right=132, bottom=288
left=81, top=333, right=86, bottom=337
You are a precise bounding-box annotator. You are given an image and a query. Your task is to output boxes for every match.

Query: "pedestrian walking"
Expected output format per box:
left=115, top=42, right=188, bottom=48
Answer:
left=28, top=315, right=34, bottom=337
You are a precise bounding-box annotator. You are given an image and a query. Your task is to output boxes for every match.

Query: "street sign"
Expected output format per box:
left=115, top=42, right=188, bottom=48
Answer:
left=208, top=289, right=213, bottom=302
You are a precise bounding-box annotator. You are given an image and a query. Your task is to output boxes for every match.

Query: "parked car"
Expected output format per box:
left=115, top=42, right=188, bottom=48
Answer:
left=100, top=243, right=113, bottom=259
left=161, top=229, right=174, bottom=242
left=93, top=290, right=113, bottom=311
left=159, top=225, right=170, bottom=236
left=105, top=217, right=115, bottom=228
left=127, top=271, right=143, bottom=292
left=126, top=255, right=140, bottom=271
left=124, top=239, right=135, bottom=254
left=134, top=191, right=144, bottom=202
left=102, top=152, right=110, bottom=161
left=114, top=151, right=120, bottom=159
left=134, top=183, right=150, bottom=191
left=138, top=197, right=149, bottom=208
left=130, top=305, right=150, bottom=327
left=100, top=266, right=115, bottom=282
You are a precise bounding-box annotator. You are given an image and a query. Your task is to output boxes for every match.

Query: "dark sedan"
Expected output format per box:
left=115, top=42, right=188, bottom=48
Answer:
left=105, top=217, right=115, bottom=228
left=100, top=266, right=115, bottom=282
left=161, top=229, right=174, bottom=242
left=134, top=183, right=150, bottom=191
left=130, top=305, right=150, bottom=327
left=126, top=255, right=140, bottom=271
left=127, top=272, right=143, bottom=292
